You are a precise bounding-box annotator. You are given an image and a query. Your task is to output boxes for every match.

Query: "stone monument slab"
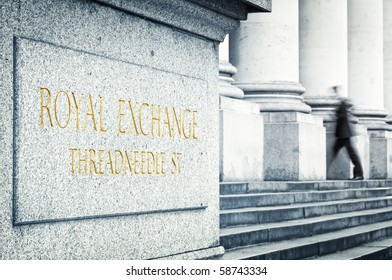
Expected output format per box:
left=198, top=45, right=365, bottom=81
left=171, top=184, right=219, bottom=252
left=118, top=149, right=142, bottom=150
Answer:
left=13, top=37, right=208, bottom=224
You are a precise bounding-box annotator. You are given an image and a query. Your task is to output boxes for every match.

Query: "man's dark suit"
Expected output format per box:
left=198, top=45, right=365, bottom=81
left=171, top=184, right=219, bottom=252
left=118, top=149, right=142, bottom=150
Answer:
left=333, top=99, right=364, bottom=179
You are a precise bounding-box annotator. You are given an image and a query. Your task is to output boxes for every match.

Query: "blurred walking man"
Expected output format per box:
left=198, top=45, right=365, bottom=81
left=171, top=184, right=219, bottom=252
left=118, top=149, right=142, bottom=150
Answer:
left=331, top=86, right=364, bottom=180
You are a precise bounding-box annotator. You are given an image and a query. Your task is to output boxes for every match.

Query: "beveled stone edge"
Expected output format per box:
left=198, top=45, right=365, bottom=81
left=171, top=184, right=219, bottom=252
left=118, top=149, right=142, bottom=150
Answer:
left=220, top=96, right=260, bottom=115
left=93, top=0, right=270, bottom=42
left=239, top=0, right=272, bottom=12
left=235, top=81, right=306, bottom=94
left=152, top=245, right=225, bottom=260
left=13, top=206, right=208, bottom=226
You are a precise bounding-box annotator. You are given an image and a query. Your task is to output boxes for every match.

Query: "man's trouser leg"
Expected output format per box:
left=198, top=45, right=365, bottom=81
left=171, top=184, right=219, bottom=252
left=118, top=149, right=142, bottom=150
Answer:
left=345, top=138, right=363, bottom=177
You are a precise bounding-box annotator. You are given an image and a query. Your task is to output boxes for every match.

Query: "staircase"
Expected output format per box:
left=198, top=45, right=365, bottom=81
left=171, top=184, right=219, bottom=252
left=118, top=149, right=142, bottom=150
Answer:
left=220, top=180, right=392, bottom=260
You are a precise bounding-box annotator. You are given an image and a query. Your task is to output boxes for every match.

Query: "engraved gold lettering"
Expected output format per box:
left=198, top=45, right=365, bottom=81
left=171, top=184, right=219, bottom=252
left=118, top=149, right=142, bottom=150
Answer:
left=134, top=151, right=140, bottom=174
left=71, top=92, right=82, bottom=130
left=118, top=99, right=126, bottom=134
left=192, top=110, right=198, bottom=140
left=54, top=90, right=71, bottom=129
left=163, top=107, right=173, bottom=138
left=114, top=150, right=124, bottom=175
left=98, top=149, right=105, bottom=174
left=106, top=150, right=115, bottom=174
left=147, top=151, right=155, bottom=174
left=40, top=87, right=54, bottom=128
left=172, top=108, right=182, bottom=137
left=124, top=151, right=133, bottom=174
left=69, top=148, right=77, bottom=175
left=171, top=152, right=182, bottom=175
left=78, top=149, right=88, bottom=175
left=140, top=151, right=147, bottom=174
left=99, top=95, right=108, bottom=133
left=160, top=152, right=166, bottom=174
left=171, top=152, right=177, bottom=175
left=89, top=149, right=99, bottom=175
left=67, top=148, right=180, bottom=176
left=151, top=104, right=161, bottom=137
left=177, top=152, right=182, bottom=175
left=182, top=109, right=191, bottom=139
left=84, top=95, right=97, bottom=131
left=139, top=103, right=149, bottom=136
left=128, top=101, right=139, bottom=135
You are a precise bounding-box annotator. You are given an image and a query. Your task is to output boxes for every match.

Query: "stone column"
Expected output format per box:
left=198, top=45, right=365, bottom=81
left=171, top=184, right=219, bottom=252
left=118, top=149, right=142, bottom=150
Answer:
left=219, top=36, right=264, bottom=182
left=230, top=0, right=310, bottom=113
left=230, top=0, right=326, bottom=181
left=385, top=0, right=392, bottom=123
left=299, top=0, right=348, bottom=116
left=299, top=0, right=369, bottom=180
left=348, top=0, right=387, bottom=127
left=219, top=35, right=244, bottom=99
left=348, top=0, right=392, bottom=178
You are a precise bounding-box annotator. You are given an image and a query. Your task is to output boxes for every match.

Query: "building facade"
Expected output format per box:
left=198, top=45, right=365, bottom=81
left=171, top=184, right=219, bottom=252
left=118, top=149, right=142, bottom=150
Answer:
left=220, top=0, right=392, bottom=182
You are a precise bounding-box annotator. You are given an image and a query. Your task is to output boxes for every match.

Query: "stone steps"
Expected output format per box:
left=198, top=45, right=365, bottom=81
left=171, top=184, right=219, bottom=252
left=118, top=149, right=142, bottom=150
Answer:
left=222, top=220, right=392, bottom=260
left=221, top=207, right=392, bottom=250
left=221, top=188, right=392, bottom=210
left=220, top=196, right=392, bottom=227
left=311, top=237, right=392, bottom=260
left=220, top=180, right=392, bottom=260
left=220, top=180, right=392, bottom=195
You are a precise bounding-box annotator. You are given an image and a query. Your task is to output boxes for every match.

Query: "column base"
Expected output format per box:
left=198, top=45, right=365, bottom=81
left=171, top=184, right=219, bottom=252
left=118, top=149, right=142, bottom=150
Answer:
left=325, top=123, right=369, bottom=180
left=386, top=115, right=392, bottom=125
left=237, top=81, right=312, bottom=113
left=369, top=130, right=392, bottom=179
left=219, top=61, right=244, bottom=99
left=220, top=96, right=264, bottom=182
left=263, top=112, right=326, bottom=181
left=305, top=96, right=342, bottom=122
left=354, top=108, right=390, bottom=130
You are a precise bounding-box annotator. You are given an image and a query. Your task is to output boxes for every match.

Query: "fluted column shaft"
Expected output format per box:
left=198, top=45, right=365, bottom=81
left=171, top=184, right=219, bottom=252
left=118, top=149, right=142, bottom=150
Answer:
left=299, top=0, right=347, bottom=120
left=347, top=0, right=392, bottom=179
left=228, top=0, right=326, bottom=181
left=299, top=0, right=369, bottom=180
left=385, top=0, right=392, bottom=123
left=348, top=0, right=388, bottom=129
left=230, top=0, right=311, bottom=113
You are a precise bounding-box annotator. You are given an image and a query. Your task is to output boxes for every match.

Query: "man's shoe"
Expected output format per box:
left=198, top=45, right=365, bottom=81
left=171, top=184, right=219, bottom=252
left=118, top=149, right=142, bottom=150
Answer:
left=351, top=176, right=364, bottom=180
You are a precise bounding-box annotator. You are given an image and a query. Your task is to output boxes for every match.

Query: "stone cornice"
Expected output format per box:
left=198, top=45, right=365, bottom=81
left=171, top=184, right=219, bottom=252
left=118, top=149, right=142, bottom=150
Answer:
left=93, top=0, right=271, bottom=42
left=239, top=0, right=272, bottom=12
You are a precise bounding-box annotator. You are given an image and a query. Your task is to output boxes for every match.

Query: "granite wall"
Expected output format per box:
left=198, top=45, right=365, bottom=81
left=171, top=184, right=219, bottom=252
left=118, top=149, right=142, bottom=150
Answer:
left=0, top=0, right=270, bottom=259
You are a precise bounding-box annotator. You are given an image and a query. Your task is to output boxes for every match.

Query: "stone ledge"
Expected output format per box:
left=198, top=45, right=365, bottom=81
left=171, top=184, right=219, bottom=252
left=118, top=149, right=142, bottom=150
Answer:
left=154, top=246, right=225, bottom=260
left=94, top=0, right=271, bottom=42
left=263, top=112, right=323, bottom=126
left=220, top=96, right=260, bottom=115
left=220, top=180, right=392, bottom=193
left=239, top=0, right=271, bottom=12
left=369, top=130, right=392, bottom=138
